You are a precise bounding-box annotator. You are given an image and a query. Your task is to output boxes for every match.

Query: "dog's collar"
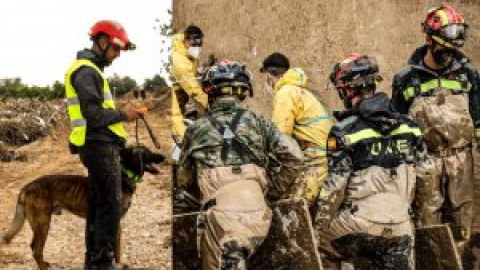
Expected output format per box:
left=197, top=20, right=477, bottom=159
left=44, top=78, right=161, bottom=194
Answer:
left=122, top=167, right=142, bottom=183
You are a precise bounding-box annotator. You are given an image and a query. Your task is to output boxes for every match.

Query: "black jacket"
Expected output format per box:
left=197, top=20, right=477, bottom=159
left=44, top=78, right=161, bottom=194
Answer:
left=391, top=45, right=480, bottom=129
left=329, top=93, right=423, bottom=171
left=70, top=49, right=127, bottom=145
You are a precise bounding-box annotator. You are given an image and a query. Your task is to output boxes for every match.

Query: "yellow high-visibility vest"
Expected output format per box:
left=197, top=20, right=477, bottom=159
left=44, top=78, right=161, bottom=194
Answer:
left=64, top=59, right=127, bottom=146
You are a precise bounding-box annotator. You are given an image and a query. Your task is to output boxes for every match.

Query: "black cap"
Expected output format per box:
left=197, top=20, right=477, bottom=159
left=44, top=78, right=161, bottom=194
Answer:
left=185, top=25, right=203, bottom=39
left=260, top=52, right=290, bottom=73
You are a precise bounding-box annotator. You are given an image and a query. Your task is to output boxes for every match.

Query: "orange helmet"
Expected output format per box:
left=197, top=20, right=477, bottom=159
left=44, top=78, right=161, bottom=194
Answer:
left=89, top=20, right=136, bottom=50
left=422, top=4, right=468, bottom=47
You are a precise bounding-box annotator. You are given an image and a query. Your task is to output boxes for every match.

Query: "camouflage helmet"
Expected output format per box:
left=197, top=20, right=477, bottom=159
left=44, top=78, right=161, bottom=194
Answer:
left=201, top=59, right=253, bottom=97
left=422, top=4, right=468, bottom=48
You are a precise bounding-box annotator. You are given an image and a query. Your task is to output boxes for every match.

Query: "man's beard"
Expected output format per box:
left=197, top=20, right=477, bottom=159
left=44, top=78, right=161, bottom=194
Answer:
left=431, top=47, right=455, bottom=67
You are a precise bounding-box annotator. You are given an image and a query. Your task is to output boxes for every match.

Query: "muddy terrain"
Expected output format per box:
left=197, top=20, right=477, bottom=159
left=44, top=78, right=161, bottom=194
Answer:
left=0, top=96, right=173, bottom=270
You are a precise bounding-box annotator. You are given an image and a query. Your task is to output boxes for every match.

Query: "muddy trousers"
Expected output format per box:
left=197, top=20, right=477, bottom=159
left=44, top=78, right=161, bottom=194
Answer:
left=200, top=209, right=271, bottom=270
left=293, top=146, right=328, bottom=209
left=80, top=142, right=122, bottom=268
left=317, top=211, right=414, bottom=270
left=415, top=147, right=474, bottom=251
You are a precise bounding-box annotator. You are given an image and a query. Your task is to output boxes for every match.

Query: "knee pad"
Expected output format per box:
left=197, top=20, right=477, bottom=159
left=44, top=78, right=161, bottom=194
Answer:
left=220, top=240, right=248, bottom=270
left=332, top=233, right=412, bottom=270
left=377, top=236, right=411, bottom=270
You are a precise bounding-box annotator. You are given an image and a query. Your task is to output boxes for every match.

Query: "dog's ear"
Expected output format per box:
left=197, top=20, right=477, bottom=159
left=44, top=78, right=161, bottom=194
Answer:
left=152, top=152, right=166, bottom=163
left=141, top=146, right=165, bottom=164
left=120, top=146, right=134, bottom=160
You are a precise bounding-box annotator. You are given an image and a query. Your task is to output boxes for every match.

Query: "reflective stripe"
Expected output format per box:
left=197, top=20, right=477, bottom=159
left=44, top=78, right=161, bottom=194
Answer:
left=403, top=78, right=471, bottom=101
left=103, top=92, right=113, bottom=101
left=122, top=167, right=142, bottom=183
left=65, top=59, right=127, bottom=146
left=476, top=128, right=480, bottom=138
left=345, top=125, right=421, bottom=146
left=296, top=115, right=332, bottom=126
left=67, top=97, right=80, bottom=105
left=70, top=118, right=86, bottom=128
left=390, top=124, right=422, bottom=137
left=314, top=147, right=326, bottom=152
left=345, top=129, right=381, bottom=145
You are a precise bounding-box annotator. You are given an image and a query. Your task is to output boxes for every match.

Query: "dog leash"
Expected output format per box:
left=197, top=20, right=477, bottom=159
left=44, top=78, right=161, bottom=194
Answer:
left=134, top=114, right=161, bottom=149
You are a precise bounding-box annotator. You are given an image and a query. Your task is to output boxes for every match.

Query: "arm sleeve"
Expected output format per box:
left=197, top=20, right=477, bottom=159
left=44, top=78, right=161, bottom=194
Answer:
left=172, top=89, right=187, bottom=141
left=391, top=74, right=411, bottom=114
left=172, top=54, right=208, bottom=109
left=263, top=118, right=304, bottom=198
left=177, top=125, right=196, bottom=188
left=272, top=86, right=296, bottom=135
left=313, top=127, right=352, bottom=229
left=72, top=66, right=127, bottom=128
left=466, top=66, right=480, bottom=135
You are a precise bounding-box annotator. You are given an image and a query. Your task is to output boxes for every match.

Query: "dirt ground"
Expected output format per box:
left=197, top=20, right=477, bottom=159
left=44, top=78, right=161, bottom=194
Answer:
left=0, top=96, right=173, bottom=270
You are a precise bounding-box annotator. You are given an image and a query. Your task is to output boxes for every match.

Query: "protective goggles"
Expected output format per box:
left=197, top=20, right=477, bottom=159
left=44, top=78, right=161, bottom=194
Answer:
left=435, top=23, right=468, bottom=47
left=186, top=34, right=203, bottom=46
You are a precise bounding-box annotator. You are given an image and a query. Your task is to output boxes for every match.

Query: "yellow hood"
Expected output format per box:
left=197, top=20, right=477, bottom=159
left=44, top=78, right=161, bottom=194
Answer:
left=275, top=68, right=308, bottom=93
left=172, top=33, right=188, bottom=57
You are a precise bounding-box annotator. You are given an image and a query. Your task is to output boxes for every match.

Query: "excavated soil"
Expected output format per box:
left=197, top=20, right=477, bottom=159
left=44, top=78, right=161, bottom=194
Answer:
left=0, top=97, right=173, bottom=270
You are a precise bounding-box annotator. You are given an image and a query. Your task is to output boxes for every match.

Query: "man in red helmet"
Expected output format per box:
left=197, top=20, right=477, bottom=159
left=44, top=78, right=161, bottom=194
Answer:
left=64, top=20, right=142, bottom=270
left=391, top=4, right=480, bottom=257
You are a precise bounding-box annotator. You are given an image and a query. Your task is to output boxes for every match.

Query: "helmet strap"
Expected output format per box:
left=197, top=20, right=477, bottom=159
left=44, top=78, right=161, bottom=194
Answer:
left=93, top=37, right=112, bottom=67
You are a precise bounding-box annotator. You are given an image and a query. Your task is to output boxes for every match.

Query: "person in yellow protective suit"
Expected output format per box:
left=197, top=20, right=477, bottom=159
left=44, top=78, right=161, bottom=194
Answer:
left=261, top=53, right=332, bottom=208
left=171, top=25, right=208, bottom=143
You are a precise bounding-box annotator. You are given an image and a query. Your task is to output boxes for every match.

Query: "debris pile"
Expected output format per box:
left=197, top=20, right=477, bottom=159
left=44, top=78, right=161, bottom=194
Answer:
left=0, top=142, right=26, bottom=162
left=0, top=98, right=66, bottom=161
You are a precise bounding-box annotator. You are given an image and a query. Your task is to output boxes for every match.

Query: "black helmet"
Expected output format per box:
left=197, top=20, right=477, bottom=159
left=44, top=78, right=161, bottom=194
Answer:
left=201, top=59, right=253, bottom=98
left=330, top=54, right=382, bottom=89
left=330, top=54, right=382, bottom=108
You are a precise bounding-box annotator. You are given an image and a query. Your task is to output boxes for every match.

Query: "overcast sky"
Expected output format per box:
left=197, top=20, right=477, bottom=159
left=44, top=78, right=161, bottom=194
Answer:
left=0, top=0, right=171, bottom=86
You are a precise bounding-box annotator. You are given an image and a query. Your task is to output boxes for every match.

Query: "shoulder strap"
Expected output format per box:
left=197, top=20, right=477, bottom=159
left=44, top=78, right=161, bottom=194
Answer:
left=207, top=109, right=247, bottom=163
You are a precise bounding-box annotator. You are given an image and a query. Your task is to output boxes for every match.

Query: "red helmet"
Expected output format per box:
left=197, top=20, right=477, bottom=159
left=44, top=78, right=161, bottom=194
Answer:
left=422, top=4, right=468, bottom=47
left=89, top=20, right=136, bottom=50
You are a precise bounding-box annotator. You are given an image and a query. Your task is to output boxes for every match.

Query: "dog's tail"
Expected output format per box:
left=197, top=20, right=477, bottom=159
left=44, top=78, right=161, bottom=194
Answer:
left=1, top=191, right=26, bottom=245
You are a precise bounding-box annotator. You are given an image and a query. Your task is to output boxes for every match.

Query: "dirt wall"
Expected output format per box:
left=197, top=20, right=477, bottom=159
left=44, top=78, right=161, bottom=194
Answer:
left=173, top=0, right=480, bottom=115
left=173, top=1, right=480, bottom=268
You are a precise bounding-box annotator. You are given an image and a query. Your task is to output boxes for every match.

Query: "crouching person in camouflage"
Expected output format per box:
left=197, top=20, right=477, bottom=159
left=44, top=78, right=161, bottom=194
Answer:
left=177, top=59, right=304, bottom=270
left=314, top=55, right=427, bottom=270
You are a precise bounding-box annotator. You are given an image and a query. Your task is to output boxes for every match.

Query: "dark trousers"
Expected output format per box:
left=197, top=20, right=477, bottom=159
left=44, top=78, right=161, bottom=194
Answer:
left=79, top=141, right=122, bottom=268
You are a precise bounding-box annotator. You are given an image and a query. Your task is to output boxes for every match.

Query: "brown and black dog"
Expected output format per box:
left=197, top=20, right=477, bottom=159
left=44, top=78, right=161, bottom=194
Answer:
left=0, top=145, right=165, bottom=270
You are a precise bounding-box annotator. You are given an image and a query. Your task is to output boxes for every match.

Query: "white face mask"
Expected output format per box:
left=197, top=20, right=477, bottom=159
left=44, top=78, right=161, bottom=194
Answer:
left=188, top=46, right=202, bottom=59
left=264, top=82, right=274, bottom=95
